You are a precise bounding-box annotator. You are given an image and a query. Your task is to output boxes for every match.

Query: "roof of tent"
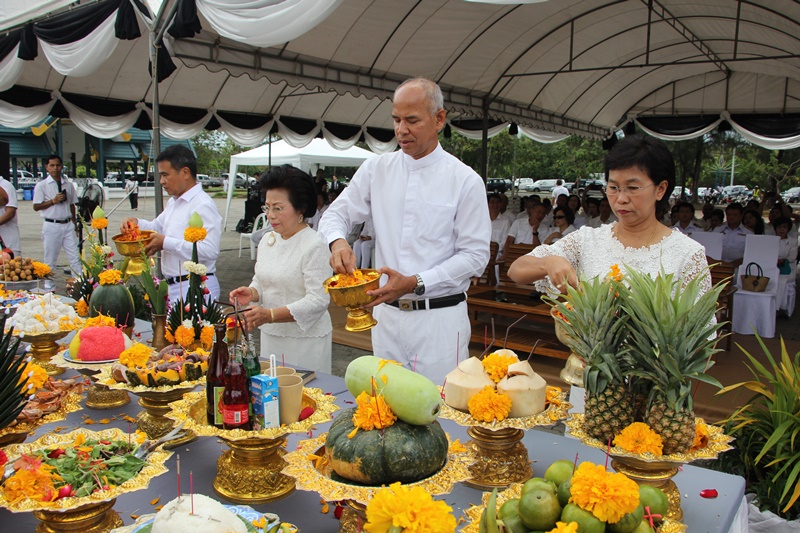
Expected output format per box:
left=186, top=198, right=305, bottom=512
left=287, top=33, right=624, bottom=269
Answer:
left=230, top=139, right=375, bottom=173
left=2, top=0, right=800, bottom=147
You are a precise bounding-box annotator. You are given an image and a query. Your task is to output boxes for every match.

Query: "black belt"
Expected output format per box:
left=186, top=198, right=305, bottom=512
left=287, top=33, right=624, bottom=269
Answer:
left=165, top=273, right=215, bottom=285
left=387, top=293, right=466, bottom=311
left=44, top=218, right=71, bottom=224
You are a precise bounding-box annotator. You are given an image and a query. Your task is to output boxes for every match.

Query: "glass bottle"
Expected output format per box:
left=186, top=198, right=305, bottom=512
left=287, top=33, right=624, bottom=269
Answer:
left=222, top=348, right=251, bottom=431
left=206, top=323, right=229, bottom=428
left=241, top=341, right=260, bottom=419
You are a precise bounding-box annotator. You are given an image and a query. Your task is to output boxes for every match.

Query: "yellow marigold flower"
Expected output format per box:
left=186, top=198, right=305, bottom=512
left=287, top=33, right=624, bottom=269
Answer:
left=31, top=261, right=51, bottom=278
left=183, top=227, right=207, bottom=243
left=3, top=464, right=59, bottom=503
left=75, top=298, right=89, bottom=317
left=97, top=269, right=122, bottom=285
left=165, top=328, right=175, bottom=343
left=468, top=386, right=512, bottom=422
left=364, top=482, right=457, bottom=533
left=199, top=325, right=214, bottom=349
left=548, top=523, right=579, bottom=533
left=174, top=324, right=195, bottom=347
left=325, top=269, right=380, bottom=290
left=119, top=343, right=153, bottom=369
left=134, top=430, right=147, bottom=445
left=570, top=462, right=640, bottom=524
left=607, top=263, right=624, bottom=282
left=481, top=352, right=517, bottom=383
left=448, top=439, right=466, bottom=454
left=614, top=422, right=664, bottom=456
left=545, top=386, right=563, bottom=406
left=349, top=391, right=397, bottom=437
left=91, top=217, right=109, bottom=230
left=17, top=361, right=49, bottom=392
left=691, top=420, right=710, bottom=451
left=85, top=314, right=115, bottom=328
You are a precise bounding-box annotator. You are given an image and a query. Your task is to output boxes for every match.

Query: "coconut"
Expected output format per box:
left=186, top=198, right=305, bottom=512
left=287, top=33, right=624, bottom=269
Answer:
left=151, top=494, right=247, bottom=533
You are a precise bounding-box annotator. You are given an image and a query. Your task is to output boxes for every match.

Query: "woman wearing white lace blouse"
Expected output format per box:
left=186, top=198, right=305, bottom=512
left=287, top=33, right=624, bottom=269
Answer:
left=509, top=135, right=711, bottom=294
left=229, top=166, right=333, bottom=373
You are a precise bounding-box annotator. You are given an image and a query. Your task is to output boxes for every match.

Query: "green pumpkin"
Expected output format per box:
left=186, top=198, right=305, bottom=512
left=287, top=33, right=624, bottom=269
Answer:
left=324, top=407, right=448, bottom=485
left=88, top=283, right=136, bottom=329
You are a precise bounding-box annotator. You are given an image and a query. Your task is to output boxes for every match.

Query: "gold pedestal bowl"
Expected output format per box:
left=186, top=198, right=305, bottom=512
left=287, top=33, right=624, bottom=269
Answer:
left=133, top=388, right=198, bottom=448
left=48, top=352, right=130, bottom=410
left=34, top=499, right=123, bottom=533
left=111, top=231, right=154, bottom=276
left=24, top=330, right=70, bottom=376
left=323, top=269, right=381, bottom=332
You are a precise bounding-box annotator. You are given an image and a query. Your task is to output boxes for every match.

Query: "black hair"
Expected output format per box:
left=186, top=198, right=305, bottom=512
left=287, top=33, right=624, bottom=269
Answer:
left=726, top=202, right=744, bottom=214
left=487, top=193, right=501, bottom=202
left=773, top=216, right=794, bottom=232
left=711, top=208, right=725, bottom=221
left=260, top=165, right=317, bottom=218
left=156, top=145, right=197, bottom=178
left=585, top=197, right=600, bottom=208
left=553, top=206, right=575, bottom=225
left=742, top=209, right=765, bottom=235
left=45, top=154, right=62, bottom=165
left=676, top=201, right=694, bottom=213
left=604, top=134, right=675, bottom=211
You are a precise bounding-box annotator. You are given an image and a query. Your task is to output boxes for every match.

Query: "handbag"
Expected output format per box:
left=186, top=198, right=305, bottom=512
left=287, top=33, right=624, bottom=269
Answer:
left=779, top=260, right=792, bottom=276
left=740, top=262, right=770, bottom=292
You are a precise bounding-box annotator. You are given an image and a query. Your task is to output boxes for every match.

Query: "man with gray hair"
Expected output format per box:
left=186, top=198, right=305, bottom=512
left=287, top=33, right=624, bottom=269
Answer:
left=319, top=77, right=490, bottom=383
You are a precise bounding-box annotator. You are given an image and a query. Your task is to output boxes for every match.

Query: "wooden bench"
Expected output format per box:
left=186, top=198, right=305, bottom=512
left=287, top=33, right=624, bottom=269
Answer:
left=709, top=260, right=737, bottom=352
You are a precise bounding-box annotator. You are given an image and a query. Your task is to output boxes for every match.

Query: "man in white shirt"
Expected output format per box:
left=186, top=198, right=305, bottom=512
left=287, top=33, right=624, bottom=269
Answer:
left=504, top=204, right=548, bottom=258
left=498, top=193, right=515, bottom=225
left=0, top=174, right=20, bottom=256
left=551, top=179, right=569, bottom=201
left=125, top=178, right=139, bottom=210
left=585, top=197, right=618, bottom=228
left=488, top=194, right=511, bottom=251
left=672, top=201, right=703, bottom=235
left=33, top=155, right=81, bottom=287
left=319, top=78, right=490, bottom=384
left=121, top=146, right=221, bottom=304
left=714, top=202, right=751, bottom=265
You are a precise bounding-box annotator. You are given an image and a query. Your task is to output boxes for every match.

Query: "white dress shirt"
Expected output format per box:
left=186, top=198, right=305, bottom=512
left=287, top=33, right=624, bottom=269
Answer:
left=33, top=176, right=77, bottom=221
left=0, top=177, right=20, bottom=254
left=673, top=221, right=704, bottom=235
left=551, top=185, right=569, bottom=200
left=318, top=144, right=490, bottom=299
left=507, top=218, right=550, bottom=245
left=490, top=215, right=511, bottom=248
left=137, top=183, right=221, bottom=277
left=714, top=223, right=752, bottom=263
left=585, top=214, right=618, bottom=228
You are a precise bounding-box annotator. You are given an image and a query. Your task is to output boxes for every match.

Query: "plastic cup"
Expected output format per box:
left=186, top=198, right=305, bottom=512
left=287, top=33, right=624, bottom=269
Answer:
left=278, top=374, right=303, bottom=425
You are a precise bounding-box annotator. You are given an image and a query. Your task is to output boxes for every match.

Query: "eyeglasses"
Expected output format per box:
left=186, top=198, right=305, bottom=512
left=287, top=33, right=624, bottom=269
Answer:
left=553, top=215, right=567, bottom=220
left=606, top=183, right=654, bottom=196
left=262, top=205, right=285, bottom=214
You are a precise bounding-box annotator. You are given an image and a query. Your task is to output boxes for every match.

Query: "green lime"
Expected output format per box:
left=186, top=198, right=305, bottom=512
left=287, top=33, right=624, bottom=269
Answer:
left=560, top=503, right=606, bottom=533
left=631, top=520, right=655, bottom=533
left=639, top=485, right=669, bottom=521
left=557, top=478, right=572, bottom=508
left=545, top=459, right=575, bottom=487
left=499, top=498, right=520, bottom=520
left=500, top=513, right=530, bottom=533
left=521, top=477, right=557, bottom=496
left=607, top=504, right=644, bottom=533
left=518, top=489, right=562, bottom=531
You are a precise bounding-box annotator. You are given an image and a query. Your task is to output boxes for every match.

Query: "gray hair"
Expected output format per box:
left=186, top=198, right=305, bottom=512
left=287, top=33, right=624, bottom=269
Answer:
left=395, top=77, right=444, bottom=116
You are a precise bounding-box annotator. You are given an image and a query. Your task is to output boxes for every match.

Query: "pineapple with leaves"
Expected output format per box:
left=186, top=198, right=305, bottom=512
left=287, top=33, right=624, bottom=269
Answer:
left=621, top=268, right=725, bottom=454
left=0, top=314, right=32, bottom=430
left=545, top=270, right=632, bottom=443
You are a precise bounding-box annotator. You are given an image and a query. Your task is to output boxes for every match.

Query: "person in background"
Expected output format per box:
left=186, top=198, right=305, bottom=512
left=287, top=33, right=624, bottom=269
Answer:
left=698, top=202, right=715, bottom=230
left=125, top=176, right=139, bottom=210
left=742, top=208, right=765, bottom=235
left=567, top=194, right=585, bottom=228
left=33, top=154, right=81, bottom=289
left=319, top=77, right=490, bottom=384
left=715, top=202, right=751, bottom=265
left=120, top=145, right=222, bottom=303
left=353, top=218, right=375, bottom=269
left=498, top=193, right=515, bottom=224
left=229, top=165, right=332, bottom=372
left=543, top=206, right=577, bottom=245
left=585, top=196, right=617, bottom=228
left=673, top=201, right=703, bottom=235
left=774, top=216, right=798, bottom=316
left=503, top=203, right=547, bottom=258
left=313, top=169, right=328, bottom=193
left=705, top=209, right=725, bottom=232
left=488, top=193, right=511, bottom=256
left=0, top=172, right=20, bottom=256
left=307, top=190, right=328, bottom=229
left=330, top=175, right=345, bottom=193
left=551, top=179, right=569, bottom=201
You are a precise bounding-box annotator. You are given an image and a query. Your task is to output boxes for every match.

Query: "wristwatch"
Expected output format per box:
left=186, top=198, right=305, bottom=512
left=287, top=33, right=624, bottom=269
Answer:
left=413, top=274, right=425, bottom=296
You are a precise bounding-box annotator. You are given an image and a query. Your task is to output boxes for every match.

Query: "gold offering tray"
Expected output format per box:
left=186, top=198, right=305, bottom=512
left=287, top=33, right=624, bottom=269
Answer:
left=462, top=482, right=687, bottom=533
left=0, top=392, right=83, bottom=446
left=49, top=351, right=130, bottom=410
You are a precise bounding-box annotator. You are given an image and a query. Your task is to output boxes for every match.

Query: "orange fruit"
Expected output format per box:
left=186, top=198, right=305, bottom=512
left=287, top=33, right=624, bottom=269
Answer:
left=518, top=489, right=562, bottom=531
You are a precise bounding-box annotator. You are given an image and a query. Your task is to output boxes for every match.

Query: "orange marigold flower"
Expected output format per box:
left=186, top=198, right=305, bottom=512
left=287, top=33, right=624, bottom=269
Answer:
left=97, top=269, right=122, bottom=285
left=468, top=386, right=512, bottom=422
left=75, top=298, right=89, bottom=317
left=84, top=314, right=115, bottom=328
left=183, top=227, right=207, bottom=243
left=607, top=263, right=624, bottom=282
left=165, top=328, right=175, bottom=343
left=481, top=352, right=518, bottom=383
left=364, top=482, right=457, bottom=533
left=613, top=422, right=664, bottom=456
left=326, top=269, right=380, bottom=290
left=691, top=420, right=710, bottom=451
left=31, top=261, right=51, bottom=278
left=174, top=324, right=195, bottom=347
left=569, top=462, right=640, bottom=523
left=120, top=343, right=153, bottom=369
left=349, top=391, right=397, bottom=437
left=199, top=325, right=214, bottom=349
left=547, top=523, right=579, bottom=533
left=2, top=463, right=59, bottom=503
left=17, top=360, right=49, bottom=392
left=91, top=217, right=109, bottom=230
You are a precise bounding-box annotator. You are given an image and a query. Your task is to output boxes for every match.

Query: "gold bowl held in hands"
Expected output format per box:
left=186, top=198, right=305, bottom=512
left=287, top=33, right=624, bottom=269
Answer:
left=323, top=269, right=381, bottom=332
left=111, top=231, right=154, bottom=276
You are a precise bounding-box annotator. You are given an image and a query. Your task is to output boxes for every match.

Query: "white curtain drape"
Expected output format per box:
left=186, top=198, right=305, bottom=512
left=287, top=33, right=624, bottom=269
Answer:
left=39, top=12, right=119, bottom=77
left=363, top=131, right=398, bottom=154
left=0, top=44, right=24, bottom=92
left=196, top=0, right=342, bottom=49
left=157, top=110, right=213, bottom=140
left=518, top=126, right=569, bottom=143
left=450, top=122, right=509, bottom=140
left=634, top=117, right=723, bottom=142
left=57, top=92, right=143, bottom=138
left=276, top=117, right=320, bottom=147
left=215, top=113, right=273, bottom=147
left=0, top=97, right=53, bottom=127
left=321, top=124, right=361, bottom=150
left=722, top=111, right=800, bottom=150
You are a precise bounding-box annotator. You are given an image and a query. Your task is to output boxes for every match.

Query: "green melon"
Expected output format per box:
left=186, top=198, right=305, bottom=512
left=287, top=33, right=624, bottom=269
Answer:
left=88, top=283, right=136, bottom=329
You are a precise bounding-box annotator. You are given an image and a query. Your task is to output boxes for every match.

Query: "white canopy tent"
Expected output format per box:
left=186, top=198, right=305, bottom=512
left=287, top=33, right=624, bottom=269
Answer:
left=224, top=138, right=377, bottom=230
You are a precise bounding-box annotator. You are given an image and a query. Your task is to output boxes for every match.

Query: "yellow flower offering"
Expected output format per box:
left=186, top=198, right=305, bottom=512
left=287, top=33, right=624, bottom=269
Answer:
left=349, top=391, right=397, bottom=437
left=97, top=269, right=122, bottom=285
left=91, top=217, right=109, bottom=230
left=119, top=343, right=153, bottom=369
left=183, top=227, right=207, bottom=243
left=174, top=324, right=195, bottom=347
left=613, top=422, right=664, bottom=455
left=364, top=481, right=457, bottom=533
left=691, top=420, right=710, bottom=451
left=84, top=314, right=116, bottom=328
left=326, top=269, right=380, bottom=289
left=607, top=263, right=624, bottom=282
left=468, top=386, right=512, bottom=422
left=31, top=261, right=51, bottom=278
left=199, top=325, right=214, bottom=349
left=548, top=523, right=579, bottom=533
left=17, top=360, right=49, bottom=393
left=75, top=298, right=89, bottom=317
left=569, top=462, right=640, bottom=524
left=481, top=352, right=517, bottom=383
left=2, top=464, right=59, bottom=503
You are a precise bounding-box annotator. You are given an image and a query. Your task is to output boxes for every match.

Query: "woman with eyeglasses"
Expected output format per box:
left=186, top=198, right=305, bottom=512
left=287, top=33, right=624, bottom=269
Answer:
left=229, top=165, right=333, bottom=372
left=508, top=134, right=711, bottom=295
left=543, top=207, right=577, bottom=245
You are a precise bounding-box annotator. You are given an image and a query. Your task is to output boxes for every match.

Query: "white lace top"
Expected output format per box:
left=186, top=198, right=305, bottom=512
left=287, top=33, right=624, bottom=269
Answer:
left=250, top=226, right=332, bottom=338
left=529, top=223, right=712, bottom=294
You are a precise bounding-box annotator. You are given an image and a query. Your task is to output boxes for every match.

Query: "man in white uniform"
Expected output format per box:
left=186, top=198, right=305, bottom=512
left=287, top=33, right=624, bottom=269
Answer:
left=121, top=146, right=221, bottom=305
left=319, top=78, right=491, bottom=384
left=0, top=174, right=20, bottom=256
left=33, top=155, right=81, bottom=288
left=672, top=201, right=703, bottom=235
left=715, top=202, right=751, bottom=265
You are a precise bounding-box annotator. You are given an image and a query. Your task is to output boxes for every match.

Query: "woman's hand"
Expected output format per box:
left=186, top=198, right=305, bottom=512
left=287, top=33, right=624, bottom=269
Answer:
left=543, top=256, right=578, bottom=292
left=242, top=306, right=270, bottom=330
left=230, top=286, right=254, bottom=306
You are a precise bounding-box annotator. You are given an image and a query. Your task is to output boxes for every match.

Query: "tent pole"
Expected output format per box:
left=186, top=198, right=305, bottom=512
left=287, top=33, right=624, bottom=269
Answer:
left=480, top=99, right=489, bottom=181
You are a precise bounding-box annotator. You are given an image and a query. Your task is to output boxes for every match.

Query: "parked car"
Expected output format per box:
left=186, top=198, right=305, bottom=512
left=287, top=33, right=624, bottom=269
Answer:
left=487, top=178, right=511, bottom=193
left=575, top=178, right=606, bottom=195
left=222, top=172, right=255, bottom=188
left=8, top=169, right=36, bottom=185
left=720, top=185, right=750, bottom=203
left=197, top=174, right=223, bottom=189
left=563, top=181, right=575, bottom=192
left=516, top=178, right=534, bottom=192
left=670, top=186, right=693, bottom=200
left=531, top=179, right=558, bottom=192
left=782, top=186, right=800, bottom=203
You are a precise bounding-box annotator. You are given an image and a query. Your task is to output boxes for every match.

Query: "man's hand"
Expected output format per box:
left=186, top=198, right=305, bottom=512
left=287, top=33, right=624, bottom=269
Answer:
left=330, top=238, right=356, bottom=274
left=144, top=233, right=165, bottom=255
left=54, top=191, right=66, bottom=204
left=120, top=217, right=138, bottom=234
left=363, top=267, right=416, bottom=308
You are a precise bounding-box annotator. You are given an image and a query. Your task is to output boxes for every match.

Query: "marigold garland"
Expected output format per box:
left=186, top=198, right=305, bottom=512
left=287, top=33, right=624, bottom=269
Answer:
left=348, top=391, right=397, bottom=438
left=364, top=481, right=457, bottom=533
left=468, top=386, right=512, bottom=422
left=173, top=324, right=195, bottom=347
left=90, top=217, right=108, bottom=230
left=481, top=352, right=518, bottom=383
left=613, top=422, right=664, bottom=455
left=18, top=360, right=49, bottom=392
left=84, top=314, right=116, bottom=328
left=75, top=298, right=89, bottom=317
left=165, top=329, right=175, bottom=343
left=31, top=262, right=51, bottom=278
left=569, top=462, right=640, bottom=524
left=97, top=269, right=122, bottom=285
left=548, top=523, right=579, bottom=533
left=119, top=343, right=153, bottom=369
left=199, top=325, right=214, bottom=349
left=691, top=420, right=710, bottom=451
left=183, top=227, right=207, bottom=243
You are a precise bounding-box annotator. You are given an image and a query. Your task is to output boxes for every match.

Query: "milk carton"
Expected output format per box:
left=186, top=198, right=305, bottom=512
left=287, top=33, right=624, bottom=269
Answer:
left=251, top=374, right=280, bottom=430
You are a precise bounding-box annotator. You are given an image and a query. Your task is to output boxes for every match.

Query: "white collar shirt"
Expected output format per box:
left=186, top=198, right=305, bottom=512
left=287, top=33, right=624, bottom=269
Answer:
left=0, top=177, right=20, bottom=254
left=672, top=221, right=703, bottom=236
left=714, top=223, right=752, bottom=263
left=32, top=175, right=77, bottom=220
left=318, top=144, right=491, bottom=299
left=551, top=185, right=569, bottom=200
left=137, top=183, right=221, bottom=277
